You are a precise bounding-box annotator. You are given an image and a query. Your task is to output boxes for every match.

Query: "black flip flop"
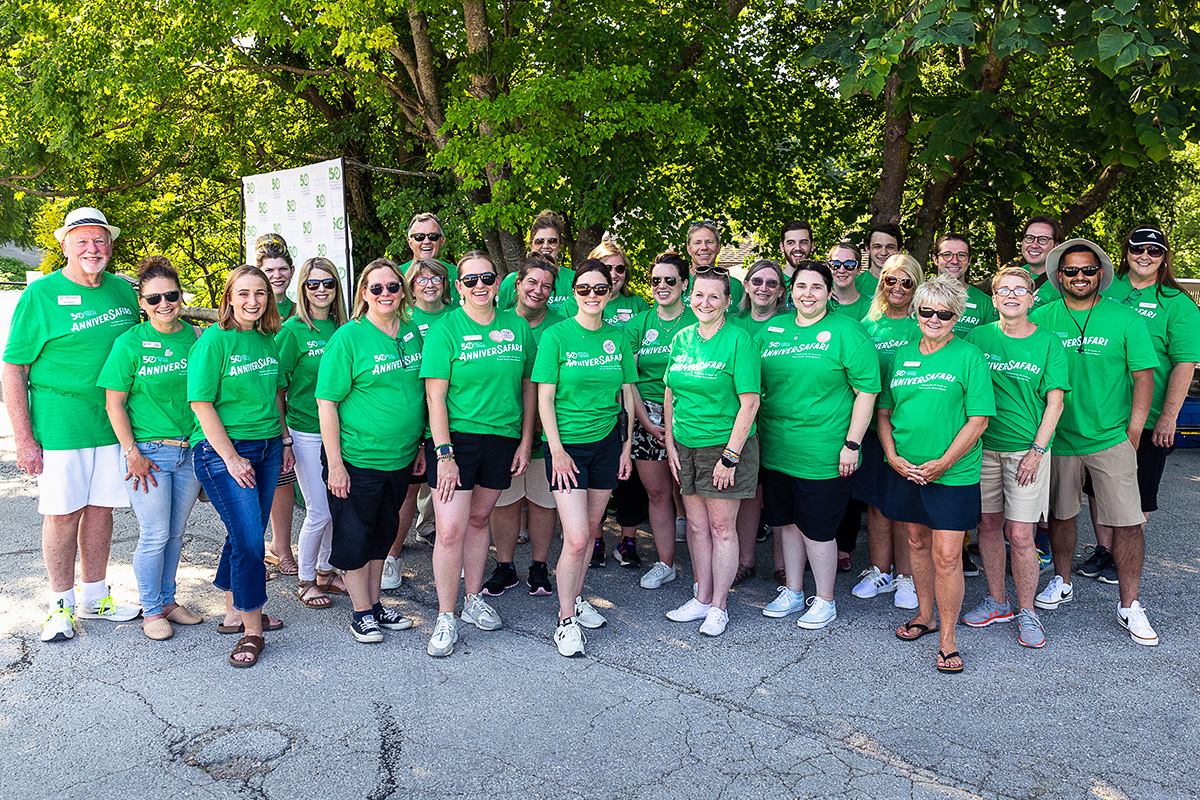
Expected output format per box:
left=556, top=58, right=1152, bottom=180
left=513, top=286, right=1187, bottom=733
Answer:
left=937, top=650, right=964, bottom=673
left=895, top=621, right=939, bottom=641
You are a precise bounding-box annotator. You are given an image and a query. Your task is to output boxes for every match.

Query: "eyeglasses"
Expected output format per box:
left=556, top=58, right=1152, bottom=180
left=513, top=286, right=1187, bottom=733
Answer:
left=410, top=232, right=443, bottom=243
left=994, top=286, right=1030, bottom=297
left=694, top=265, right=729, bottom=276
left=1059, top=265, right=1101, bottom=277
left=574, top=284, right=611, bottom=297
left=917, top=307, right=955, bottom=321
left=141, top=291, right=181, bottom=305
left=883, top=275, right=915, bottom=289
left=650, top=276, right=679, bottom=287
left=413, top=275, right=445, bottom=286
left=1023, top=234, right=1054, bottom=246
left=829, top=260, right=858, bottom=272
left=459, top=272, right=498, bottom=288
left=368, top=282, right=402, bottom=296
left=1128, top=244, right=1166, bottom=258
left=938, top=252, right=969, bottom=262
left=533, top=237, right=558, bottom=246
left=303, top=278, right=337, bottom=290
left=749, top=277, right=780, bottom=289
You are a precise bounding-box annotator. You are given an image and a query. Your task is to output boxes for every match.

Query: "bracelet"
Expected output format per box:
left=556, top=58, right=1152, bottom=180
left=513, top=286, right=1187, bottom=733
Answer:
left=721, top=448, right=741, bottom=464
left=434, top=443, right=454, bottom=459
left=124, top=443, right=137, bottom=456
left=1030, top=443, right=1048, bottom=454
left=281, top=437, right=294, bottom=447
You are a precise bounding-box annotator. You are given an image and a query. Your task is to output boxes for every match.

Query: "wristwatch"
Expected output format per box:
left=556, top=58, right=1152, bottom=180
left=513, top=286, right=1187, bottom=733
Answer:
left=844, top=440, right=861, bottom=451
left=719, top=455, right=738, bottom=468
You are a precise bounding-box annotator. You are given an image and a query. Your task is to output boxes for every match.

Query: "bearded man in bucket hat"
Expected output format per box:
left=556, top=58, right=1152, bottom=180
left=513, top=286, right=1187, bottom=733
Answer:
left=1027, top=237, right=1160, bottom=645
left=3, top=207, right=142, bottom=642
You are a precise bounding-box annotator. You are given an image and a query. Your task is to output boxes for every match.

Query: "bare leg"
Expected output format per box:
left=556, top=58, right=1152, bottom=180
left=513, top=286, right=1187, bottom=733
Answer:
left=269, top=484, right=295, bottom=560
left=902, top=522, right=937, bottom=629
left=1007, top=520, right=1039, bottom=611
left=804, top=535, right=837, bottom=600
left=637, top=459, right=677, bottom=567
left=1111, top=524, right=1145, bottom=606
left=706, top=497, right=741, bottom=611
left=977, top=511, right=1008, bottom=604
left=1049, top=515, right=1077, bottom=581
left=683, top=495, right=712, bottom=601
left=431, top=490, right=473, bottom=614
left=528, top=503, right=557, bottom=563
left=866, top=505, right=894, bottom=573
left=555, top=488, right=612, bottom=620
left=931, top=529, right=964, bottom=659
left=491, top=501, right=522, bottom=563
left=463, top=489, right=503, bottom=596
left=735, top=488, right=761, bottom=569
left=778, top=524, right=805, bottom=592
left=388, top=484, right=420, bottom=559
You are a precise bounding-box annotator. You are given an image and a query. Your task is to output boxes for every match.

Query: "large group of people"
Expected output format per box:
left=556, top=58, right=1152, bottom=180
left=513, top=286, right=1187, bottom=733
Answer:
left=6, top=205, right=1196, bottom=671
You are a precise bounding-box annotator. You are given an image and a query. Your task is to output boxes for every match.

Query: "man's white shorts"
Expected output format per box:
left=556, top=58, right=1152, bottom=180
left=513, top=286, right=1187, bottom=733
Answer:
left=37, top=444, right=130, bottom=515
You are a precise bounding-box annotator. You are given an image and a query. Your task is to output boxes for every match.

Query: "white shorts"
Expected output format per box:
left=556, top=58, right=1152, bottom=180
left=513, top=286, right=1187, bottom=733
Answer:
left=37, top=444, right=130, bottom=515
left=495, top=458, right=554, bottom=509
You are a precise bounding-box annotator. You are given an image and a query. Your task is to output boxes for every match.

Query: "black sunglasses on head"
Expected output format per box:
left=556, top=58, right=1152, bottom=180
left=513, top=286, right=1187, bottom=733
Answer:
left=368, top=282, right=402, bottom=296
left=917, top=307, right=955, bottom=321
left=410, top=232, right=443, bottom=242
left=1059, top=265, right=1101, bottom=277
left=141, top=290, right=181, bottom=305
left=460, top=272, right=498, bottom=288
left=304, top=278, right=337, bottom=290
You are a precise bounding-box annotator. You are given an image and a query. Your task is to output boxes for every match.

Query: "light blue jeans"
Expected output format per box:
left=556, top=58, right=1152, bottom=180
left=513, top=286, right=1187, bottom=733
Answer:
left=124, top=442, right=202, bottom=617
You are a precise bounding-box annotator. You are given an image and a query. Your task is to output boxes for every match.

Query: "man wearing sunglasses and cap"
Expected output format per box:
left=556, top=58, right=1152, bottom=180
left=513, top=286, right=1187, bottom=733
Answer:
left=1028, top=238, right=1159, bottom=645
left=3, top=207, right=142, bottom=643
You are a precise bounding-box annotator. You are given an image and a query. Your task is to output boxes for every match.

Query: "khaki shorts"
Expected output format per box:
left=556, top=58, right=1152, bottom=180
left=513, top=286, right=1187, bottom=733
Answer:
left=1050, top=440, right=1144, bottom=527
left=495, top=458, right=554, bottom=509
left=37, top=444, right=130, bottom=516
left=980, top=448, right=1051, bottom=524
left=677, top=435, right=759, bottom=500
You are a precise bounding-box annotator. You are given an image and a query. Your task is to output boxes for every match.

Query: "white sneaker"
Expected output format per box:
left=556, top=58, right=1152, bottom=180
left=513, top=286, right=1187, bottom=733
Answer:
left=1034, top=575, right=1073, bottom=610
left=1117, top=600, right=1158, bottom=646
left=675, top=516, right=687, bottom=542
left=574, top=596, right=607, bottom=629
left=797, top=596, right=837, bottom=629
left=461, top=593, right=503, bottom=631
left=893, top=574, right=918, bottom=609
left=640, top=561, right=677, bottom=589
left=666, top=598, right=711, bottom=622
left=75, top=588, right=141, bottom=621
left=426, top=612, right=458, bottom=657
left=698, top=606, right=728, bottom=636
left=762, top=586, right=805, bottom=618
left=850, top=567, right=895, bottom=598
left=41, top=601, right=76, bottom=642
left=380, top=556, right=403, bottom=590
left=555, top=617, right=587, bottom=657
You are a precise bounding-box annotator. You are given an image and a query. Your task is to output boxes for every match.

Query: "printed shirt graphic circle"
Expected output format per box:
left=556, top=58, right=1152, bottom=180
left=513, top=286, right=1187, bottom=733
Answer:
left=603, top=339, right=616, bottom=355
left=816, top=330, right=832, bottom=343
left=644, top=329, right=659, bottom=342
left=489, top=330, right=505, bottom=343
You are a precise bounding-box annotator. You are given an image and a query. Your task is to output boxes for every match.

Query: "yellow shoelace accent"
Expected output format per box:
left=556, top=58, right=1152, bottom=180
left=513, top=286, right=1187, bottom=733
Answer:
left=44, top=604, right=76, bottom=624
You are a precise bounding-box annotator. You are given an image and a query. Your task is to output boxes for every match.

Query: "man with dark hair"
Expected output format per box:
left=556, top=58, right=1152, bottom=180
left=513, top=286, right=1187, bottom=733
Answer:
left=1019, top=215, right=1065, bottom=309
left=1029, top=238, right=1159, bottom=646
left=932, top=233, right=994, bottom=333
left=778, top=221, right=813, bottom=278
left=858, top=223, right=903, bottom=297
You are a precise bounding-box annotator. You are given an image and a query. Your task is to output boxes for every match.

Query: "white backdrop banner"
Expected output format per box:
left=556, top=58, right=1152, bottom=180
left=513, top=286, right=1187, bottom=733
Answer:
left=241, top=158, right=353, bottom=309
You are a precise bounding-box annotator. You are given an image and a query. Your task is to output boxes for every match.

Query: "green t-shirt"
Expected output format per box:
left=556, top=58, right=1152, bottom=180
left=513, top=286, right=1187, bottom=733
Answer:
left=418, top=308, right=535, bottom=438
left=558, top=292, right=650, bottom=327
left=97, top=321, right=199, bottom=442
left=830, top=292, right=872, bottom=322
left=729, top=308, right=783, bottom=337
left=754, top=313, right=880, bottom=479
left=625, top=308, right=698, bottom=404
left=878, top=337, right=996, bottom=486
left=953, top=284, right=997, bottom=334
left=498, top=267, right=576, bottom=313
left=410, top=303, right=454, bottom=340
left=523, top=309, right=566, bottom=459
left=187, top=326, right=286, bottom=442
left=860, top=314, right=921, bottom=431
left=531, top=319, right=637, bottom=444
left=856, top=270, right=879, bottom=298
left=1029, top=297, right=1158, bottom=456
left=3, top=270, right=139, bottom=449
left=276, top=296, right=293, bottom=321
left=1108, top=275, right=1200, bottom=427
left=315, top=318, right=425, bottom=470
left=399, top=259, right=459, bottom=306
left=967, top=322, right=1071, bottom=453
left=1019, top=264, right=1060, bottom=309
left=664, top=322, right=761, bottom=448
left=276, top=316, right=339, bottom=434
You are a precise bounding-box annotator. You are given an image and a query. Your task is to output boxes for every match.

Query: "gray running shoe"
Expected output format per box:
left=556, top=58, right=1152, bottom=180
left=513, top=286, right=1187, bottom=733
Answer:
left=1015, top=609, right=1045, bottom=648
left=962, top=594, right=1014, bottom=627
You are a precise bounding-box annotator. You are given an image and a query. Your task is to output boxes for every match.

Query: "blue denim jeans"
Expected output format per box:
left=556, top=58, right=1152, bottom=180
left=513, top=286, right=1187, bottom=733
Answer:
left=123, top=442, right=202, bottom=617
left=193, top=438, right=283, bottom=612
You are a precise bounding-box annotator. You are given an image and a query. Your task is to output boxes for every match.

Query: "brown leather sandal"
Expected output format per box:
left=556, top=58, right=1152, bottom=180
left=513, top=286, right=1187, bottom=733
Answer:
left=229, top=635, right=265, bottom=668
left=266, top=551, right=299, bottom=576
left=316, top=569, right=348, bottom=595
left=297, top=581, right=332, bottom=608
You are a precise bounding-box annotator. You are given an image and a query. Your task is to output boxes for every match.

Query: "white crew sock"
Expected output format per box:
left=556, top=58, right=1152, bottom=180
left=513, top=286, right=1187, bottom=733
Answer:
left=80, top=579, right=108, bottom=605
left=52, top=588, right=75, bottom=609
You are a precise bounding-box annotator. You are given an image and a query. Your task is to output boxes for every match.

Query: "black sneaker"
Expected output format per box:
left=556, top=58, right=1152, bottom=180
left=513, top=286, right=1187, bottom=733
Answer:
left=1076, top=545, right=1113, bottom=579
left=528, top=562, right=554, bottom=596
left=351, top=613, right=383, bottom=643
left=756, top=523, right=772, bottom=543
left=962, top=549, right=981, bottom=577
left=1097, top=560, right=1119, bottom=585
left=482, top=563, right=520, bottom=597
left=373, top=603, right=414, bottom=631
left=590, top=538, right=606, bottom=569
left=615, top=537, right=641, bottom=568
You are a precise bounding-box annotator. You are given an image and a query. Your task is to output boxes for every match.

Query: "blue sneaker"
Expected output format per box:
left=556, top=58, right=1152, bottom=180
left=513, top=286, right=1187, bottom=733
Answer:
left=1036, top=548, right=1053, bottom=574
left=762, top=586, right=805, bottom=618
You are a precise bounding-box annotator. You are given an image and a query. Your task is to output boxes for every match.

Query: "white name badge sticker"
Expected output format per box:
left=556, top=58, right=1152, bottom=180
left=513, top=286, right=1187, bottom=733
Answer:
left=768, top=326, right=785, bottom=333
left=463, top=334, right=483, bottom=342
left=903, top=361, right=922, bottom=367
left=966, top=302, right=977, bottom=309
left=58, top=296, right=82, bottom=306
left=142, top=341, right=163, bottom=349
left=1139, top=302, right=1158, bottom=309
left=403, top=332, right=415, bottom=342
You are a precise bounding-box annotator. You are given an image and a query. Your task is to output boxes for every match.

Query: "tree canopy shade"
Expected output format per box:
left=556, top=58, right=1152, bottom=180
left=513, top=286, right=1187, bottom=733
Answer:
left=2, top=0, right=1199, bottom=296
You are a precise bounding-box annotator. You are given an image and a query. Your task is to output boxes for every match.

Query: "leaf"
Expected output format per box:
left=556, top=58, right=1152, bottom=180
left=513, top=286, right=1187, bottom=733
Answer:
left=1097, top=26, right=1136, bottom=63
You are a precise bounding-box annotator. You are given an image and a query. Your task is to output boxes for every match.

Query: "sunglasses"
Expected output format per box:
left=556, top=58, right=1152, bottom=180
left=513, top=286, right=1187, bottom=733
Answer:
left=694, top=265, right=729, bottom=276
left=413, top=275, right=445, bottom=286
left=994, top=286, right=1030, bottom=297
left=917, top=307, right=955, bottom=321
left=883, top=275, right=915, bottom=289
left=650, top=276, right=679, bottom=287
left=1059, top=266, right=1101, bottom=277
left=1128, top=244, right=1165, bottom=258
left=574, top=284, right=611, bottom=297
left=533, top=237, right=558, bottom=246
left=368, top=282, right=402, bottom=295
left=829, top=260, right=858, bottom=271
left=609, top=263, right=627, bottom=274
left=303, top=278, right=337, bottom=290
left=459, top=272, right=498, bottom=288
left=749, top=277, right=780, bottom=289
left=141, top=291, right=181, bottom=305
left=410, top=232, right=443, bottom=243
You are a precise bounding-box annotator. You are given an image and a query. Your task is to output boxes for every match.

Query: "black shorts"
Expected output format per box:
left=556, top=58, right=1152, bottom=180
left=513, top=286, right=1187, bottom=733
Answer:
left=881, top=468, right=981, bottom=532
left=326, top=459, right=413, bottom=572
left=612, top=463, right=649, bottom=527
left=544, top=425, right=621, bottom=491
left=760, top=468, right=853, bottom=542
left=426, top=432, right=519, bottom=492
left=850, top=429, right=887, bottom=508
left=1083, top=429, right=1171, bottom=513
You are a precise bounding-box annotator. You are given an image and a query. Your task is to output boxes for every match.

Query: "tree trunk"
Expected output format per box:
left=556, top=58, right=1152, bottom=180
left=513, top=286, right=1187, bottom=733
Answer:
left=910, top=150, right=974, bottom=264
left=571, top=222, right=606, bottom=265
left=990, top=195, right=1017, bottom=269
left=868, top=70, right=913, bottom=227
left=1062, top=163, right=1127, bottom=233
